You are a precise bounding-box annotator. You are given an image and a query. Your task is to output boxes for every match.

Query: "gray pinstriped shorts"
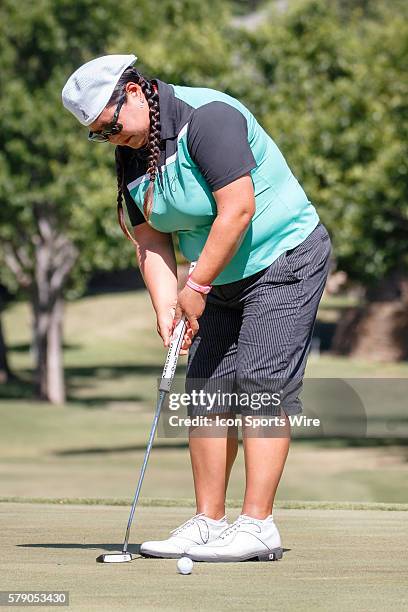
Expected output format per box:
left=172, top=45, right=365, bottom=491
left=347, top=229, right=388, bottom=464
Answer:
left=185, top=222, right=332, bottom=416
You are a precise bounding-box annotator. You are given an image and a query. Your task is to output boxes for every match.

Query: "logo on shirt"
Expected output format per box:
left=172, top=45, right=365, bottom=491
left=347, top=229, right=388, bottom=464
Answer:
left=170, top=175, right=178, bottom=193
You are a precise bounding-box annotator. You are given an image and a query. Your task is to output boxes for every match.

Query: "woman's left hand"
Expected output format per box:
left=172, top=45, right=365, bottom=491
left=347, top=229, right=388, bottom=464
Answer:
left=173, top=285, right=207, bottom=354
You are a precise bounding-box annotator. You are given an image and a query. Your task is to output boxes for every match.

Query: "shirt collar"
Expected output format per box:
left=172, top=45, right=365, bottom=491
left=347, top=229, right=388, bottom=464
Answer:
left=152, top=78, right=178, bottom=141
left=118, top=78, right=177, bottom=164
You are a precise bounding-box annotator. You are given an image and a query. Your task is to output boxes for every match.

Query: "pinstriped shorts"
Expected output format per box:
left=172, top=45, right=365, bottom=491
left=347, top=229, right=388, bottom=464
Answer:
left=185, top=222, right=332, bottom=416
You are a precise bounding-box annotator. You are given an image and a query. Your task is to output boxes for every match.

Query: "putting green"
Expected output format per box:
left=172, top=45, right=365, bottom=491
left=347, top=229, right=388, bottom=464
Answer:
left=1, top=502, right=407, bottom=611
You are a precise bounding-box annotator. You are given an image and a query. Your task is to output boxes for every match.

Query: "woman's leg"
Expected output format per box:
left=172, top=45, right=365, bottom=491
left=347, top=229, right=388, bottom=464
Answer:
left=189, top=417, right=238, bottom=519
left=241, top=414, right=290, bottom=518
left=237, top=224, right=332, bottom=519
left=186, top=298, right=243, bottom=520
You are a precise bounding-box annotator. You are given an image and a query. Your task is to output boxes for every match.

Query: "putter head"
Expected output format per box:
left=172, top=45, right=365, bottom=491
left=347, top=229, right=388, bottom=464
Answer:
left=96, top=552, right=133, bottom=563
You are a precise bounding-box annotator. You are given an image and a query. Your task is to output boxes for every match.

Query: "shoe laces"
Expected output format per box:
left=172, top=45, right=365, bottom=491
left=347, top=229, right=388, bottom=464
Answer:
left=170, top=513, right=210, bottom=543
left=219, top=515, right=262, bottom=540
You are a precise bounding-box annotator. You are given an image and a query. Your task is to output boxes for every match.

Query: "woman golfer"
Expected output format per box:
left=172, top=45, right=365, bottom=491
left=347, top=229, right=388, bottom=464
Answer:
left=62, top=54, right=331, bottom=563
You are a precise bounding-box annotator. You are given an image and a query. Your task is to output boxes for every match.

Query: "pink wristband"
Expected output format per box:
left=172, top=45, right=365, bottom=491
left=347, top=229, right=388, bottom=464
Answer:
left=186, top=275, right=212, bottom=295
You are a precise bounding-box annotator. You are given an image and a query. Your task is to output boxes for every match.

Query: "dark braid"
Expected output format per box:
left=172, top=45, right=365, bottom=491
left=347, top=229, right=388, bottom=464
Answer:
left=107, top=68, right=161, bottom=245
left=115, top=147, right=137, bottom=246
left=138, top=76, right=161, bottom=221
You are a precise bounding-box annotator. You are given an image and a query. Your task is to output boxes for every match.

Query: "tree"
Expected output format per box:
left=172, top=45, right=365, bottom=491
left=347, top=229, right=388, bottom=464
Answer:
left=0, top=0, right=140, bottom=402
left=239, top=0, right=408, bottom=359
left=0, top=0, right=240, bottom=402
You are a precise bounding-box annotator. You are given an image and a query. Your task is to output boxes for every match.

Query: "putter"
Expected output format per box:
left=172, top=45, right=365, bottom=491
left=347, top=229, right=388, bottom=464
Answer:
left=96, top=315, right=187, bottom=563
left=96, top=260, right=197, bottom=564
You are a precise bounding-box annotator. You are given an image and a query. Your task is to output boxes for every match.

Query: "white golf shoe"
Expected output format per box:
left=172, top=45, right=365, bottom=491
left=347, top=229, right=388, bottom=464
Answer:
left=140, top=513, right=229, bottom=559
left=186, top=514, right=283, bottom=562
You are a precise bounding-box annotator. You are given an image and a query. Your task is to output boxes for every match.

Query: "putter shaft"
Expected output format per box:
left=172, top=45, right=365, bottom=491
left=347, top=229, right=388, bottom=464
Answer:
left=121, top=318, right=186, bottom=553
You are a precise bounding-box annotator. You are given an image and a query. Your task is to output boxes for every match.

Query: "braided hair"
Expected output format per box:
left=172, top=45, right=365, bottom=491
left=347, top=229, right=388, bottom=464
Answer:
left=108, top=68, right=161, bottom=246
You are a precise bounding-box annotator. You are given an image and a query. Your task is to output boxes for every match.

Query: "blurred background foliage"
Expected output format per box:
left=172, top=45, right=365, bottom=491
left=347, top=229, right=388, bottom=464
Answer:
left=0, top=0, right=407, bottom=400
left=1, top=0, right=406, bottom=290
left=243, top=0, right=408, bottom=285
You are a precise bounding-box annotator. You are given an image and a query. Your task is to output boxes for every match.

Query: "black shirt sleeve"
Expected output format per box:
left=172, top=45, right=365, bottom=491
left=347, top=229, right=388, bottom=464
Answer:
left=123, top=183, right=146, bottom=226
left=186, top=101, right=257, bottom=192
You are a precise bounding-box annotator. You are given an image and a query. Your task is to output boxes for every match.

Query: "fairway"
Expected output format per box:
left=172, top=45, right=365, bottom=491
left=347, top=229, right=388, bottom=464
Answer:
left=1, top=502, right=407, bottom=611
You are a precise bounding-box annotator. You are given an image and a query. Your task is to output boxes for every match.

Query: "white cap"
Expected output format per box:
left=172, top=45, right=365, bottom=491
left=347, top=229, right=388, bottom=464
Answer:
left=61, top=54, right=137, bottom=126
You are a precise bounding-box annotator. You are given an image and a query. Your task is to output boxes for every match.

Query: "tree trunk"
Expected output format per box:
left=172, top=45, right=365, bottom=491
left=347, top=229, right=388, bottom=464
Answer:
left=32, top=230, right=52, bottom=400
left=332, top=273, right=408, bottom=361
left=0, top=312, right=12, bottom=384
left=47, top=296, right=65, bottom=404
left=32, top=293, right=50, bottom=400
left=30, top=206, right=78, bottom=404
left=32, top=292, right=67, bottom=404
left=3, top=206, right=77, bottom=402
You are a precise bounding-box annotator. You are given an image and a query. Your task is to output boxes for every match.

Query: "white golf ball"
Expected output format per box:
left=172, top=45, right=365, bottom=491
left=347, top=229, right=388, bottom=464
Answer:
left=177, top=556, right=193, bottom=575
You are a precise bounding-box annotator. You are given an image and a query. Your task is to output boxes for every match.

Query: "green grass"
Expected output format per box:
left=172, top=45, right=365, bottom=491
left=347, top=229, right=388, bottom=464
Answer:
left=1, top=290, right=407, bottom=505
left=1, top=496, right=407, bottom=511
left=1, top=503, right=407, bottom=611
left=1, top=293, right=408, bottom=610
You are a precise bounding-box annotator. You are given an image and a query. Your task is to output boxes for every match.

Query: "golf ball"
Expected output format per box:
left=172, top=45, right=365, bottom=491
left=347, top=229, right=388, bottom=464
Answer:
left=177, top=556, right=193, bottom=575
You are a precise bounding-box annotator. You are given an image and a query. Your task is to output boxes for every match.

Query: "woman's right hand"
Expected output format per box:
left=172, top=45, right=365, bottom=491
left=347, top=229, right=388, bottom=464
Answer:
left=156, top=306, right=194, bottom=355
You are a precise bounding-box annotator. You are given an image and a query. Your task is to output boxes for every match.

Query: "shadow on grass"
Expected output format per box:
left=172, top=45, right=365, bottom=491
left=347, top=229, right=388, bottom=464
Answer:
left=54, top=442, right=189, bottom=456
left=65, top=395, right=145, bottom=408
left=18, top=542, right=142, bottom=555
left=0, top=363, right=187, bottom=402
left=0, top=374, right=35, bottom=400
left=10, top=342, right=81, bottom=353
left=17, top=542, right=292, bottom=560
left=52, top=437, right=408, bottom=458
left=0, top=375, right=148, bottom=408
left=65, top=364, right=187, bottom=379
left=292, top=436, right=408, bottom=447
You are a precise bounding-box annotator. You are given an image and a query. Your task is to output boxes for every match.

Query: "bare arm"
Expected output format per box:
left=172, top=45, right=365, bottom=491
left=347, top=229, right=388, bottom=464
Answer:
left=134, top=222, right=177, bottom=309
left=133, top=223, right=178, bottom=346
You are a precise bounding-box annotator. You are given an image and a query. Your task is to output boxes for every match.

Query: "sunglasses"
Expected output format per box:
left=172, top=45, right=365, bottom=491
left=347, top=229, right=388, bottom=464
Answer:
left=88, top=94, right=126, bottom=142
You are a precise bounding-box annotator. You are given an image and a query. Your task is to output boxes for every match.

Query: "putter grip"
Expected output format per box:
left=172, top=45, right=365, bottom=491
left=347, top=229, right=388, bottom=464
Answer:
left=158, top=261, right=196, bottom=393
left=159, top=317, right=186, bottom=392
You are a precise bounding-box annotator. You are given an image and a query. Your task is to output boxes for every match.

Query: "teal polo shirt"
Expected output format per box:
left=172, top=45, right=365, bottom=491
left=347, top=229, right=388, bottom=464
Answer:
left=120, top=79, right=319, bottom=285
